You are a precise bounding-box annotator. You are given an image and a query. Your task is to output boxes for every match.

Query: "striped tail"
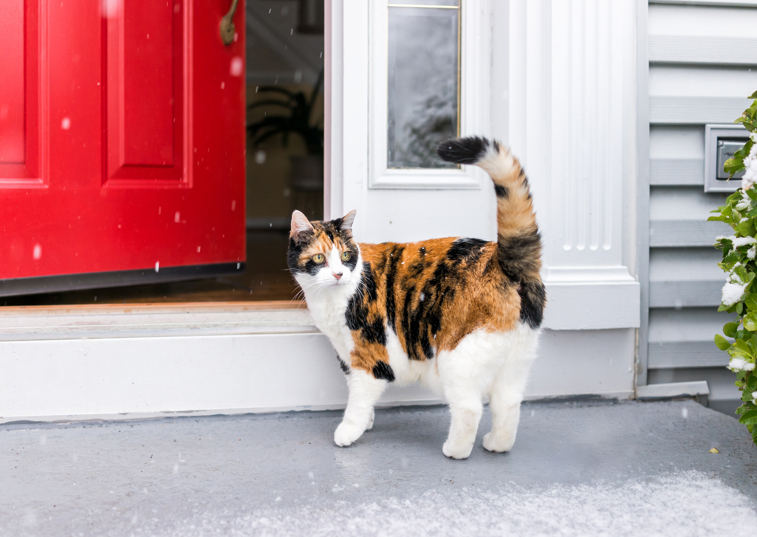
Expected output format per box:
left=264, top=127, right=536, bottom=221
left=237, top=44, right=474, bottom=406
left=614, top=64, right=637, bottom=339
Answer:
left=437, top=136, right=545, bottom=329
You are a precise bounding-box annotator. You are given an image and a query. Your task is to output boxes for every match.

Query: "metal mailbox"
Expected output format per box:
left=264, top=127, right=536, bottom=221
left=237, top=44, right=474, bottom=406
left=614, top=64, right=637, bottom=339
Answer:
left=705, top=124, right=750, bottom=193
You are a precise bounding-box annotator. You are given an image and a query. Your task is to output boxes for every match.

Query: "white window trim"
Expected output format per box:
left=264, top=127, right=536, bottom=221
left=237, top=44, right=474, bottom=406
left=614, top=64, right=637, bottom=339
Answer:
left=368, top=0, right=489, bottom=190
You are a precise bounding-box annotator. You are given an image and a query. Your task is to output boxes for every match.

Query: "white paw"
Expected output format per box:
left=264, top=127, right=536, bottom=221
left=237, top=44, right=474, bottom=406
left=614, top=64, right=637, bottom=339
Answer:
left=334, top=421, right=365, bottom=447
left=442, top=440, right=473, bottom=460
left=365, top=410, right=375, bottom=431
left=483, top=431, right=515, bottom=453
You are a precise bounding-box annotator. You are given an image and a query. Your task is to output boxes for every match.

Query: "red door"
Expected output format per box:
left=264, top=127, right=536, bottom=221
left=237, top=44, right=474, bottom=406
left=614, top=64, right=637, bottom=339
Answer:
left=0, top=1, right=245, bottom=294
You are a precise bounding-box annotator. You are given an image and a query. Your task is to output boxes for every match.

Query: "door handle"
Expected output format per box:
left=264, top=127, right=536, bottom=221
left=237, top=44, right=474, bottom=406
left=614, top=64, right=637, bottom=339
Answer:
left=220, top=0, right=239, bottom=46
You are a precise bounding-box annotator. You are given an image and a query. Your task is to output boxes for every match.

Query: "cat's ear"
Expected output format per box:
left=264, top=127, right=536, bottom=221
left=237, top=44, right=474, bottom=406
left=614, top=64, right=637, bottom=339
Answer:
left=339, top=209, right=357, bottom=232
left=290, top=210, right=314, bottom=241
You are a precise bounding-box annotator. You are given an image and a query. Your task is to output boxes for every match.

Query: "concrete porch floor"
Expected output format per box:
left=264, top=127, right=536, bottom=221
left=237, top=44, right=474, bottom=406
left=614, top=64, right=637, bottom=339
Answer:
left=2, top=400, right=757, bottom=536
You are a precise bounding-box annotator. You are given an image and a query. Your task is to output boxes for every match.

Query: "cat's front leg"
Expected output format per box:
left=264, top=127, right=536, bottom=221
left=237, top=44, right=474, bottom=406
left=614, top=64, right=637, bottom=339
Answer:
left=334, top=369, right=386, bottom=447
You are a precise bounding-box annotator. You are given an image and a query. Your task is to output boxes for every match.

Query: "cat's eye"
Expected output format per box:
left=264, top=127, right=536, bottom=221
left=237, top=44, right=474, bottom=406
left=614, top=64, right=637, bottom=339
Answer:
left=341, top=251, right=352, bottom=262
left=312, top=254, right=325, bottom=264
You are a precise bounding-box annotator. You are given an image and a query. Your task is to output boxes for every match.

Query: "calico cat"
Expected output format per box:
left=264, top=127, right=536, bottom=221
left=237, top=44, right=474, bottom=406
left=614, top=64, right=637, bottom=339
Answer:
left=287, top=136, right=545, bottom=459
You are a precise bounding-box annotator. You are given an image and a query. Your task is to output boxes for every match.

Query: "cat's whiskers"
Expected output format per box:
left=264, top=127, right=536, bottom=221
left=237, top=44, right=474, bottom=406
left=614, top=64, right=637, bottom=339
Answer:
left=297, top=278, right=330, bottom=302
left=292, top=287, right=307, bottom=302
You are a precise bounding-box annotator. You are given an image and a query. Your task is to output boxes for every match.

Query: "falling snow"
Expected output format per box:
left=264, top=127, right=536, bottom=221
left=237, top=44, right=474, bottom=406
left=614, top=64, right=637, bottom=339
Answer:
left=230, top=57, right=244, bottom=77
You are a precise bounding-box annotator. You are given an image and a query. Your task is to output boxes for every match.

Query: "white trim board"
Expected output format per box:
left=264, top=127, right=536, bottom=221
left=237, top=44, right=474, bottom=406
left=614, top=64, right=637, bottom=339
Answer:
left=0, top=328, right=635, bottom=423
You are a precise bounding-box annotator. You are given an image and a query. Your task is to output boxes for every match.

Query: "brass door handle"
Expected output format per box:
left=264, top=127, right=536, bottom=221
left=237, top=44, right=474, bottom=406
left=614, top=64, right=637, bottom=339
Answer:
left=220, top=0, right=239, bottom=46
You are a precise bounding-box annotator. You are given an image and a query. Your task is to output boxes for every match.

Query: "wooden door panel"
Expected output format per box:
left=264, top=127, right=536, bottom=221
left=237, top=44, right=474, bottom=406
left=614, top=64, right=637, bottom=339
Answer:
left=0, top=0, right=245, bottom=288
left=0, top=2, right=24, bottom=164
left=106, top=0, right=184, bottom=180
left=0, top=0, right=41, bottom=182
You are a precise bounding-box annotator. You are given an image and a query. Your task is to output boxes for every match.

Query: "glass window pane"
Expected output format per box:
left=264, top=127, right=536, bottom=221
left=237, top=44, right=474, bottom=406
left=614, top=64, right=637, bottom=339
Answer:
left=387, top=6, right=460, bottom=169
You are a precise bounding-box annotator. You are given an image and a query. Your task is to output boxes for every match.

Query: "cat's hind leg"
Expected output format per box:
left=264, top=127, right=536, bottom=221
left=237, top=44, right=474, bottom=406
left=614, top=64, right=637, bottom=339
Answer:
left=366, top=407, right=375, bottom=431
left=438, top=331, right=507, bottom=460
left=441, top=382, right=484, bottom=460
left=483, top=324, right=539, bottom=453
left=334, top=369, right=386, bottom=447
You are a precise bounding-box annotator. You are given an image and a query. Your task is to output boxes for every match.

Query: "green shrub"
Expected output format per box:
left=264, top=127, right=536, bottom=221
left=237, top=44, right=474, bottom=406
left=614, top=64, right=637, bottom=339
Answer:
left=709, top=91, right=757, bottom=444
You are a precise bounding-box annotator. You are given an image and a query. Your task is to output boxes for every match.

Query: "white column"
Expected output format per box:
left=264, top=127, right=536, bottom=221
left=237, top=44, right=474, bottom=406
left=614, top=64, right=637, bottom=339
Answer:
left=505, top=0, right=640, bottom=330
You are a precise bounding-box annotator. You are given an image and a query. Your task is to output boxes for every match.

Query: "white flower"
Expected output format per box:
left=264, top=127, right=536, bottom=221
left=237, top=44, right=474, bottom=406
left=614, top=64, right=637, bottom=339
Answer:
left=728, top=357, right=755, bottom=372
left=751, top=131, right=757, bottom=144
left=748, top=246, right=756, bottom=260
left=752, top=391, right=757, bottom=405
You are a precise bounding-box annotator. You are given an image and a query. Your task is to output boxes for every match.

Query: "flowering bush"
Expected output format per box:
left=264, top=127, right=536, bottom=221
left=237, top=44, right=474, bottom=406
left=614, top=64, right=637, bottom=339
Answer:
left=710, top=91, right=757, bottom=444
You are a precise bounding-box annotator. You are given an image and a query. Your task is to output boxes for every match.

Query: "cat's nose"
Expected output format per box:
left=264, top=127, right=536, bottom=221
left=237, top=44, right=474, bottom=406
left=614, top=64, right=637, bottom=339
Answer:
left=333, top=272, right=343, bottom=280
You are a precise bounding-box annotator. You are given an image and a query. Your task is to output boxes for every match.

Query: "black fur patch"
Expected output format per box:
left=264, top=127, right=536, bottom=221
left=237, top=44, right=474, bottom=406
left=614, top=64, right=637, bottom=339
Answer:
left=385, top=245, right=405, bottom=332
left=494, top=184, right=508, bottom=198
left=497, top=231, right=542, bottom=283
left=346, top=264, right=386, bottom=346
left=336, top=355, right=351, bottom=375
left=519, top=280, right=546, bottom=329
left=437, top=136, right=491, bottom=165
left=372, top=360, right=395, bottom=382
left=287, top=235, right=320, bottom=276
left=447, top=238, right=488, bottom=265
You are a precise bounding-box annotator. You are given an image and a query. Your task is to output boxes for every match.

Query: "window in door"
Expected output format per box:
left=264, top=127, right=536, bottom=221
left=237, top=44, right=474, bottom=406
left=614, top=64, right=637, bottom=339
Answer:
left=387, top=1, right=460, bottom=169
left=369, top=0, right=486, bottom=189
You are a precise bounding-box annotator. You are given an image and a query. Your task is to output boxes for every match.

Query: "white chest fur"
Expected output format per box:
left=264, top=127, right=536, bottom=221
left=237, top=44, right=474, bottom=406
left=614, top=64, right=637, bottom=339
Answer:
left=296, top=270, right=360, bottom=361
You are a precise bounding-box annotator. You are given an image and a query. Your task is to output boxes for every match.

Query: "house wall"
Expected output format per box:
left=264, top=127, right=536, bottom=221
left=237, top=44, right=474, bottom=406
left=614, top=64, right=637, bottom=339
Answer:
left=641, top=0, right=757, bottom=412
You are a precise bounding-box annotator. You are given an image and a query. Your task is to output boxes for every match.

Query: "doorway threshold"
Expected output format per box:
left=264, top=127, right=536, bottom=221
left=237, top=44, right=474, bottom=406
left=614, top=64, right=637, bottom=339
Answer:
left=0, top=301, right=313, bottom=342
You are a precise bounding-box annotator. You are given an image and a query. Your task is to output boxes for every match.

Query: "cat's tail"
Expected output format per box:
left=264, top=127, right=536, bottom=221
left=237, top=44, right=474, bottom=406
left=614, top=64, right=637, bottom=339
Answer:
left=437, top=136, right=545, bottom=328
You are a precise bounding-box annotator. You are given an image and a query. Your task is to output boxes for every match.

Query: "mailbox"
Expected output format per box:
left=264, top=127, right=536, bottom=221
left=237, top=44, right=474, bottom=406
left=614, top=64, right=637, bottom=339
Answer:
left=705, top=124, right=750, bottom=193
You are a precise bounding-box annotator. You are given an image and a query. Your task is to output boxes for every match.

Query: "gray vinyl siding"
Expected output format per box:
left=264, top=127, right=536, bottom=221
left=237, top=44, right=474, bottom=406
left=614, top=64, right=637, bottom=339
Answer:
left=645, top=0, right=757, bottom=408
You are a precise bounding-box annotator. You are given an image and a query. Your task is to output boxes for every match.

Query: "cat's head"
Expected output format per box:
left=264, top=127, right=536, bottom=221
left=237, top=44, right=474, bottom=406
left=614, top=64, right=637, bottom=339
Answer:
left=288, top=209, right=360, bottom=289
